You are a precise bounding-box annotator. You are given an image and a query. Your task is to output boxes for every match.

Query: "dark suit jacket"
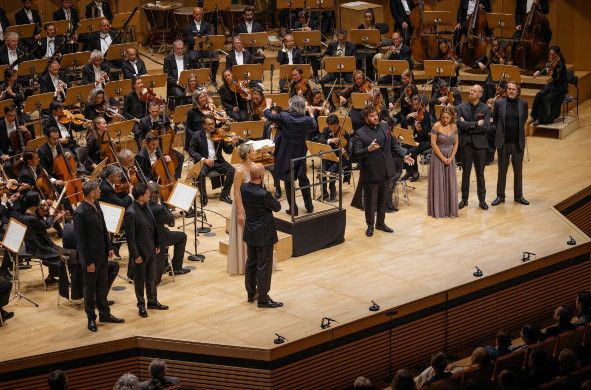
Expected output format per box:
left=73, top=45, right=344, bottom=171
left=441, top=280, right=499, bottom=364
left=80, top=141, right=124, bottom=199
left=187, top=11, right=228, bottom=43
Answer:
left=73, top=200, right=112, bottom=266
left=138, top=114, right=171, bottom=141
left=188, top=130, right=233, bottom=163
left=457, top=0, right=491, bottom=24
left=18, top=212, right=59, bottom=259
left=17, top=164, right=40, bottom=187
left=225, top=50, right=254, bottom=68
left=0, top=9, right=11, bottom=41
left=53, top=7, right=80, bottom=28
left=241, top=182, right=280, bottom=247
left=138, top=376, right=180, bottom=390
left=276, top=48, right=303, bottom=65
left=149, top=202, right=175, bottom=250
left=515, top=0, right=549, bottom=24
left=81, top=62, right=111, bottom=85
left=134, top=147, right=156, bottom=182
left=84, top=30, right=118, bottom=53
left=121, top=59, right=147, bottom=79
left=15, top=8, right=41, bottom=28
left=186, top=21, right=212, bottom=49
left=37, top=142, right=57, bottom=177
left=493, top=97, right=527, bottom=151
left=38, top=71, right=68, bottom=94
left=324, top=41, right=357, bottom=58
left=85, top=1, right=113, bottom=21
left=122, top=91, right=146, bottom=120
left=0, top=45, right=26, bottom=66
left=389, top=44, right=413, bottom=69
left=218, top=84, right=248, bottom=113
left=0, top=115, right=33, bottom=154
left=352, top=122, right=407, bottom=182
left=163, top=53, right=192, bottom=92
left=35, top=36, right=65, bottom=59
left=456, top=101, right=491, bottom=150
left=124, top=200, right=160, bottom=261
left=99, top=179, right=132, bottom=209
left=390, top=0, right=416, bottom=30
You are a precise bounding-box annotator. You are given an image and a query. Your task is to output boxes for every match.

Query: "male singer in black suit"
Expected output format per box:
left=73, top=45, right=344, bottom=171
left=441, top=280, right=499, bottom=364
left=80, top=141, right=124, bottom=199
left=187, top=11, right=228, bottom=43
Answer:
left=390, top=0, right=416, bottom=43
left=186, top=7, right=219, bottom=84
left=85, top=0, right=113, bottom=22
left=188, top=116, right=236, bottom=205
left=233, top=6, right=265, bottom=62
left=124, top=183, right=166, bottom=318
left=242, top=163, right=282, bottom=308
left=320, top=29, right=357, bottom=90
left=121, top=47, right=147, bottom=79
left=74, top=181, right=125, bottom=332
left=491, top=81, right=530, bottom=207
left=456, top=84, right=490, bottom=210
left=225, top=36, right=254, bottom=69
left=163, top=40, right=193, bottom=102
left=352, top=107, right=414, bottom=237
left=453, top=0, right=491, bottom=51
left=0, top=8, right=10, bottom=46
left=53, top=0, right=80, bottom=29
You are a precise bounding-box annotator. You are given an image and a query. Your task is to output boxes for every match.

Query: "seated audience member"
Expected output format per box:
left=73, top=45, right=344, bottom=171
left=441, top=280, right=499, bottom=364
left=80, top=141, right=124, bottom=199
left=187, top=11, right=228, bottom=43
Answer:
left=414, top=352, right=453, bottom=388
left=139, top=358, right=180, bottom=390
left=485, top=329, right=512, bottom=361
left=391, top=369, right=416, bottom=390
left=496, top=369, right=519, bottom=390
left=113, top=373, right=139, bottom=390
left=545, top=305, right=576, bottom=338
left=582, top=380, right=591, bottom=390
left=574, top=290, right=591, bottom=325
left=510, top=324, right=543, bottom=351
left=557, top=348, right=579, bottom=375
left=353, top=376, right=373, bottom=389
left=0, top=274, right=13, bottom=322
left=47, top=369, right=68, bottom=390
left=523, top=349, right=554, bottom=389
left=448, top=347, right=493, bottom=389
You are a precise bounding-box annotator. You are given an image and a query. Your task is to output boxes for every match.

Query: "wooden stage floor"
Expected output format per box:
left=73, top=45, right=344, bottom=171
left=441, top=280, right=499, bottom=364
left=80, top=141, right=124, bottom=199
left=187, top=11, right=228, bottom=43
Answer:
left=2, top=102, right=591, bottom=366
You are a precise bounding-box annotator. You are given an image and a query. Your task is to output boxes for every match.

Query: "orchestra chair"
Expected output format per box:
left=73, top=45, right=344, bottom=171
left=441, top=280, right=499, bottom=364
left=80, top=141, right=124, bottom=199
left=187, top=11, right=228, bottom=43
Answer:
left=526, top=337, right=558, bottom=361
left=555, top=327, right=586, bottom=355
left=12, top=246, right=48, bottom=293
left=562, top=70, right=579, bottom=122
left=430, top=370, right=463, bottom=389
left=491, top=348, right=527, bottom=381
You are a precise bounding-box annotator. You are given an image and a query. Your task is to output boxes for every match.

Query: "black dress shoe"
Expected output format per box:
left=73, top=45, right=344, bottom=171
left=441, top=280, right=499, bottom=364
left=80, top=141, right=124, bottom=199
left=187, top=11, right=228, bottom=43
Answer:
left=138, top=306, right=148, bottom=318
left=99, top=314, right=125, bottom=323
left=1, top=309, right=14, bottom=321
left=220, top=195, right=233, bottom=204
left=458, top=199, right=468, bottom=209
left=147, top=302, right=169, bottom=310
left=366, top=225, right=374, bottom=237
left=491, top=196, right=505, bottom=206
left=329, top=193, right=337, bottom=201
left=305, top=205, right=314, bottom=213
left=171, top=268, right=190, bottom=275
left=375, top=224, right=394, bottom=233
left=44, top=277, right=59, bottom=285
left=479, top=200, right=489, bottom=210
left=286, top=208, right=299, bottom=216
left=257, top=298, right=283, bottom=308
left=400, top=172, right=411, bottom=181
left=107, top=300, right=115, bottom=306
left=409, top=172, right=420, bottom=182
left=200, top=196, right=208, bottom=206
left=88, top=319, right=97, bottom=332
left=247, top=293, right=258, bottom=303
left=183, top=209, right=196, bottom=218
left=514, top=196, right=530, bottom=205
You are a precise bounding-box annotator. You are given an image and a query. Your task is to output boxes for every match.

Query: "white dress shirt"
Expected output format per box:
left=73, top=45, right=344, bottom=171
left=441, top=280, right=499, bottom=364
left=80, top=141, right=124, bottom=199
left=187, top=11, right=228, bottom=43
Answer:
left=5, top=119, right=16, bottom=136
left=45, top=37, right=55, bottom=58
left=175, top=55, right=184, bottom=81
left=526, top=0, right=534, bottom=12
left=286, top=49, right=293, bottom=64
left=467, top=0, right=477, bottom=17
left=50, top=74, right=60, bottom=90
left=401, top=0, right=411, bottom=14
left=8, top=49, right=18, bottom=70
left=54, top=116, right=70, bottom=139
left=205, top=136, right=216, bottom=160
left=234, top=50, right=244, bottom=65
left=130, top=60, right=139, bottom=75
left=94, top=2, right=104, bottom=17
left=149, top=150, right=157, bottom=166
left=0, top=21, right=4, bottom=42
left=64, top=8, right=71, bottom=21
left=93, top=65, right=103, bottom=82
left=245, top=21, right=253, bottom=33
left=24, top=9, right=34, bottom=23
left=100, top=33, right=112, bottom=54
left=194, top=20, right=202, bottom=32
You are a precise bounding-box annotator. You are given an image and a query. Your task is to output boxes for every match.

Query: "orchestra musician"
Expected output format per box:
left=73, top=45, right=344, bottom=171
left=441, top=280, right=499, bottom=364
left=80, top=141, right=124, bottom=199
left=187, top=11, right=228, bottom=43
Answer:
left=178, top=74, right=200, bottom=106
left=36, top=23, right=65, bottom=60
left=0, top=8, right=10, bottom=47
left=356, top=8, right=380, bottom=80
left=15, top=0, right=42, bottom=37
left=186, top=7, right=219, bottom=84
left=476, top=39, right=508, bottom=102
left=0, top=32, right=25, bottom=69
left=376, top=31, right=414, bottom=100
left=0, top=104, right=32, bottom=167
left=84, top=88, right=109, bottom=122
left=99, top=164, right=133, bottom=209
left=226, top=36, right=254, bottom=68
left=390, top=0, right=416, bottom=44
left=39, top=59, right=68, bottom=101
left=121, top=47, right=147, bottom=79
left=81, top=50, right=111, bottom=87
left=84, top=18, right=117, bottom=68
left=234, top=6, right=265, bottom=63
left=218, top=69, right=250, bottom=123
left=134, top=130, right=179, bottom=185
left=515, top=0, right=550, bottom=39
left=0, top=68, right=25, bottom=111
left=336, top=70, right=378, bottom=131
left=277, top=34, right=303, bottom=92
left=123, top=76, right=148, bottom=143
left=187, top=115, right=236, bottom=205
left=530, top=46, right=567, bottom=126
left=453, top=0, right=492, bottom=52
left=42, top=100, right=84, bottom=150
left=435, top=39, right=461, bottom=87
left=85, top=0, right=113, bottom=22
left=37, top=127, right=76, bottom=186
left=306, top=89, right=330, bottom=129
left=428, top=79, right=462, bottom=123
left=163, top=40, right=193, bottom=105
left=318, top=114, right=351, bottom=201
left=389, top=69, right=418, bottom=124
left=320, top=29, right=357, bottom=95
left=53, top=0, right=81, bottom=31
left=401, top=94, right=431, bottom=182
left=288, top=67, right=313, bottom=104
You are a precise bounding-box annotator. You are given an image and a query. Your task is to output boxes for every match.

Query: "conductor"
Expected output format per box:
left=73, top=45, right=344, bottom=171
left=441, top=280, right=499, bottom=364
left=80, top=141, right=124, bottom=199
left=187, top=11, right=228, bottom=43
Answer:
left=242, top=163, right=283, bottom=308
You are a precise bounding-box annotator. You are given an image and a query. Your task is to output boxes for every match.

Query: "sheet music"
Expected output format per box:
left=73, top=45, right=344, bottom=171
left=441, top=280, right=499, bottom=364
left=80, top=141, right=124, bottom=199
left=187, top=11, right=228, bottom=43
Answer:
left=248, top=139, right=275, bottom=151
left=99, top=202, right=125, bottom=234
left=2, top=218, right=27, bottom=254
left=167, top=183, right=198, bottom=211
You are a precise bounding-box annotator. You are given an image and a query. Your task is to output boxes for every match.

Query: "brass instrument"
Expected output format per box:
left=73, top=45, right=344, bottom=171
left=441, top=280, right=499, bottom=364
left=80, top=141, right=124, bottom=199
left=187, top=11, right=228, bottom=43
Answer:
left=372, top=46, right=397, bottom=69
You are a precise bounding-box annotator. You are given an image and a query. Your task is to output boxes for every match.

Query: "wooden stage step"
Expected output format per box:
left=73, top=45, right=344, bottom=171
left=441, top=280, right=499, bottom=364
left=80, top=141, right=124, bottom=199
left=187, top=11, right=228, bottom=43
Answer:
left=219, top=231, right=293, bottom=261
left=528, top=115, right=580, bottom=139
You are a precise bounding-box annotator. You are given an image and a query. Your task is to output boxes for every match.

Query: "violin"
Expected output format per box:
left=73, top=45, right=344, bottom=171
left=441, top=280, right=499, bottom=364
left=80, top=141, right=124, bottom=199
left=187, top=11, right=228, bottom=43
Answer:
left=201, top=101, right=230, bottom=124
left=140, top=87, right=165, bottom=105
left=59, top=110, right=91, bottom=126
left=295, top=78, right=308, bottom=95
left=229, top=80, right=252, bottom=99
left=210, top=127, right=240, bottom=144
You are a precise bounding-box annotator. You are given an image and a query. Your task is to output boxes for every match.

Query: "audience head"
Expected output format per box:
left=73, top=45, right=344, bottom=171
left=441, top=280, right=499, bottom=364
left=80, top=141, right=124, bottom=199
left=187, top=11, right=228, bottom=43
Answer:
left=470, top=347, right=490, bottom=367
left=554, top=305, right=573, bottom=326
left=47, top=369, right=68, bottom=390
left=558, top=348, right=579, bottom=374
left=521, top=324, right=542, bottom=345
left=353, top=375, right=373, bottom=389
left=112, top=373, right=139, bottom=390
left=431, top=352, right=448, bottom=374
left=148, top=358, right=167, bottom=380
left=496, top=329, right=512, bottom=352
left=576, top=291, right=591, bottom=313
left=391, top=369, right=415, bottom=390
left=582, top=379, right=591, bottom=390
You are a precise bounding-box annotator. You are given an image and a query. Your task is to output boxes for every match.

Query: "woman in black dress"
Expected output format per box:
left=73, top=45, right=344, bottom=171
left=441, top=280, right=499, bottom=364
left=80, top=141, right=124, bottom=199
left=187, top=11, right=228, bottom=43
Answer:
left=530, top=46, right=568, bottom=125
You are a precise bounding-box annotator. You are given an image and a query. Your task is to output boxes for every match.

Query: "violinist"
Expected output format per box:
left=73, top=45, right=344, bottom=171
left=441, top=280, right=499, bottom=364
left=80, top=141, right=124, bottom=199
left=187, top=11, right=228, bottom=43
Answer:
left=83, top=88, right=109, bottom=122
left=179, top=74, right=199, bottom=106
left=117, top=148, right=140, bottom=186
left=453, top=0, right=492, bottom=52
left=42, top=100, right=84, bottom=150
left=288, top=67, right=313, bottom=104
left=123, top=76, right=148, bottom=144
left=249, top=88, right=267, bottom=122
left=307, top=89, right=330, bottom=128
left=163, top=40, right=193, bottom=104
left=0, top=68, right=25, bottom=111
left=99, top=164, right=133, bottom=209
left=401, top=95, right=432, bottom=182
left=435, top=39, right=461, bottom=87
left=39, top=59, right=68, bottom=101
left=388, top=70, right=418, bottom=124
left=318, top=114, right=351, bottom=201
left=277, top=34, right=304, bottom=92
left=135, top=130, right=180, bottom=185
left=0, top=104, right=32, bottom=170
left=530, top=46, right=567, bottom=126
left=80, top=116, right=107, bottom=173
left=429, top=79, right=462, bottom=123
left=337, top=70, right=378, bottom=131
left=187, top=115, right=235, bottom=205
left=81, top=50, right=111, bottom=87
left=35, top=23, right=65, bottom=59
left=218, top=69, right=250, bottom=123
left=121, top=47, right=147, bottom=80
left=476, top=39, right=507, bottom=102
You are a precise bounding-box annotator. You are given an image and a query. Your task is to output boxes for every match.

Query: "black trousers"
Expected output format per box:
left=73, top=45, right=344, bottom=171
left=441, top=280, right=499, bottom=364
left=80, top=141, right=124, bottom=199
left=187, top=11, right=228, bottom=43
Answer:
left=164, top=230, right=187, bottom=271
left=496, top=143, right=524, bottom=199
left=284, top=172, right=313, bottom=213
left=200, top=160, right=235, bottom=198
left=405, top=141, right=431, bottom=175
left=363, top=178, right=391, bottom=226
left=245, top=244, right=274, bottom=303
left=460, top=143, right=487, bottom=201
left=133, top=254, right=158, bottom=307
left=83, top=260, right=110, bottom=320
left=0, top=275, right=11, bottom=308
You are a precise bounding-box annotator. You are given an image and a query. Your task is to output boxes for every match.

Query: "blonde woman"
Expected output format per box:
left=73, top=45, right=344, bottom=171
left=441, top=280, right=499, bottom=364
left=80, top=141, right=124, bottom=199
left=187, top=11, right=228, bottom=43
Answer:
left=228, top=142, right=255, bottom=275
left=427, top=106, right=459, bottom=218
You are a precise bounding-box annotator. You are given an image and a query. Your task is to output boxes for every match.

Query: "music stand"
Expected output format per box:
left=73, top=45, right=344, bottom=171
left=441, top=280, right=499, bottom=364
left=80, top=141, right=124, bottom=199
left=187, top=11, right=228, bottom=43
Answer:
left=186, top=159, right=211, bottom=241
left=239, top=32, right=269, bottom=58
left=317, top=115, right=353, bottom=134
left=268, top=93, right=289, bottom=109
left=323, top=56, right=356, bottom=85
left=490, top=64, right=522, bottom=84
left=351, top=92, right=373, bottom=109
left=376, top=59, right=409, bottom=86
left=112, top=11, right=140, bottom=30
left=61, top=51, right=91, bottom=69
left=179, top=69, right=210, bottom=87
left=2, top=218, right=38, bottom=307
left=142, top=73, right=167, bottom=89
left=78, top=17, right=104, bottom=34
left=423, top=60, right=456, bottom=81
left=280, top=64, right=313, bottom=81
left=422, top=11, right=454, bottom=30
left=173, top=104, right=192, bottom=124
left=16, top=58, right=48, bottom=79
left=105, top=43, right=138, bottom=62
left=232, top=64, right=263, bottom=82
left=392, top=126, right=418, bottom=147
left=306, top=140, right=339, bottom=162
left=6, top=24, right=36, bottom=39
left=350, top=29, right=381, bottom=48
left=192, top=34, right=225, bottom=54
left=293, top=30, right=322, bottom=48
left=25, top=136, right=48, bottom=151
left=277, top=0, right=305, bottom=31
left=41, top=20, right=70, bottom=37
left=229, top=120, right=265, bottom=140
left=24, top=92, right=55, bottom=114
left=487, top=13, right=516, bottom=38
left=104, top=80, right=133, bottom=102
left=64, top=84, right=95, bottom=107
left=107, top=120, right=134, bottom=145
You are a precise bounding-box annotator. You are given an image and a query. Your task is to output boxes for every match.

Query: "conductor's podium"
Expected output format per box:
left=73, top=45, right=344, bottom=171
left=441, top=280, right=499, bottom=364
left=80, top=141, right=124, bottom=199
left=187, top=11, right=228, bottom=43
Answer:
left=219, top=225, right=293, bottom=262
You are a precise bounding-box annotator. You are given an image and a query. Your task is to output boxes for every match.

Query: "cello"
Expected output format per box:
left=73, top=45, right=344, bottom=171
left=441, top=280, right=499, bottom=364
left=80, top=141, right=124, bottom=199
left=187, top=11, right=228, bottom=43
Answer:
left=512, top=2, right=551, bottom=71
left=152, top=146, right=177, bottom=201
left=459, top=0, right=490, bottom=67
left=53, top=143, right=84, bottom=204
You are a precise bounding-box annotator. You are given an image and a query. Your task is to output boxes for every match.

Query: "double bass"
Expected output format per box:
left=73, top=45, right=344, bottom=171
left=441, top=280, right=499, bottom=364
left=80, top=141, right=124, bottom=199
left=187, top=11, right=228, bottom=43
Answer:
left=512, top=2, right=551, bottom=71
left=53, top=143, right=84, bottom=204
left=459, top=0, right=490, bottom=67
left=152, top=146, right=177, bottom=201
left=408, top=0, right=430, bottom=65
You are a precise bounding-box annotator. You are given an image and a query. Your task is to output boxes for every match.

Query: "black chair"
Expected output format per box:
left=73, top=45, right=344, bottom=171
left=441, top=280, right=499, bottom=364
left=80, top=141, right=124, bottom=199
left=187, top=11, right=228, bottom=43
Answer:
left=561, top=70, right=578, bottom=122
